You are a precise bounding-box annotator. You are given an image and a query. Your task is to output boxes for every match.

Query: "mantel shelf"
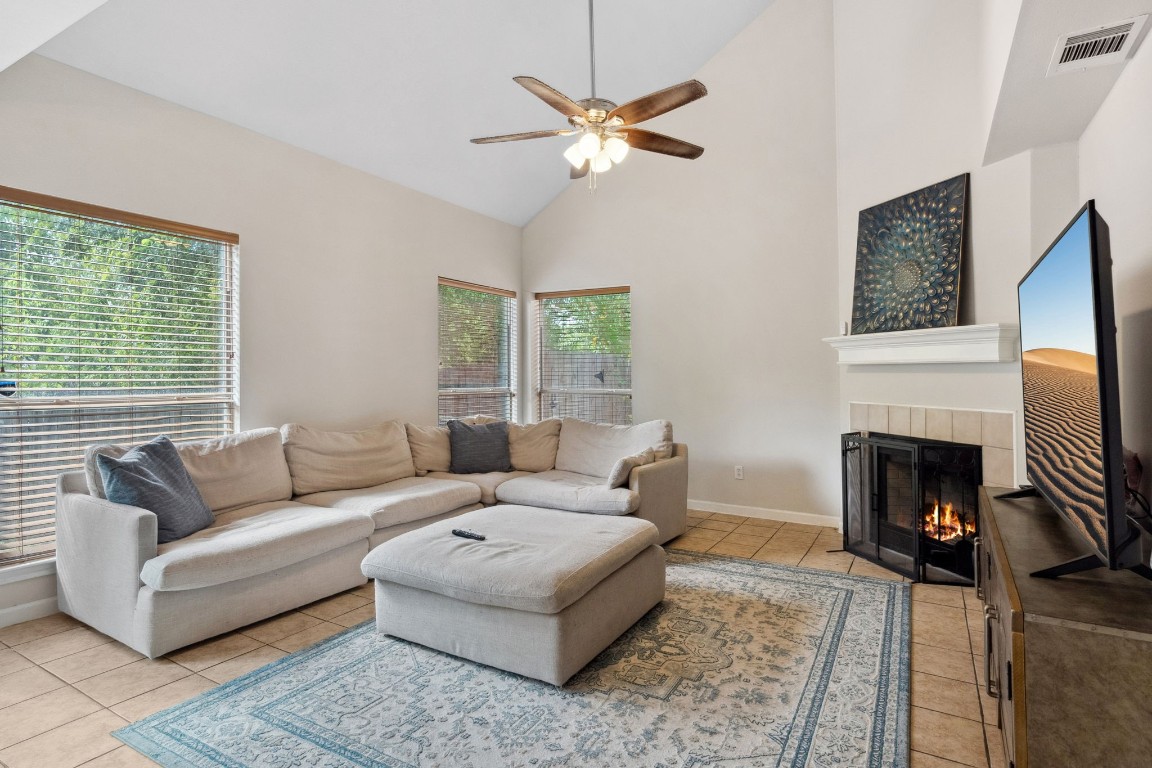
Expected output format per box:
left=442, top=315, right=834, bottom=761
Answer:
left=822, top=323, right=1019, bottom=365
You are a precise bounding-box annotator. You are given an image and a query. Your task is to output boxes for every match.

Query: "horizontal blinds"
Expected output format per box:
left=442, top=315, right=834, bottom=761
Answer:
left=0, top=190, right=238, bottom=566
left=536, top=289, right=632, bottom=425
left=438, top=278, right=516, bottom=423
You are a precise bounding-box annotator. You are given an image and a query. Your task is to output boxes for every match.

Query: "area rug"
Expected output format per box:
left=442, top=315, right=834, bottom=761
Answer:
left=115, top=552, right=910, bottom=767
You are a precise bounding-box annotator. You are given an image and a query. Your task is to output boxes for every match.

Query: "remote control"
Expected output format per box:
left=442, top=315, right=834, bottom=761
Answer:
left=452, top=528, right=486, bottom=541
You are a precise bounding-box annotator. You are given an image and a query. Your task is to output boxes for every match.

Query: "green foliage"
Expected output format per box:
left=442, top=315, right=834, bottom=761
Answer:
left=438, top=285, right=512, bottom=368
left=540, top=293, right=630, bottom=356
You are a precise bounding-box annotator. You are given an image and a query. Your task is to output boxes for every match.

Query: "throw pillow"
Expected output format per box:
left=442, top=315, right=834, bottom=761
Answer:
left=605, top=447, right=655, bottom=488
left=448, top=420, right=512, bottom=474
left=406, top=423, right=451, bottom=475
left=96, top=436, right=214, bottom=544
left=508, top=418, right=562, bottom=472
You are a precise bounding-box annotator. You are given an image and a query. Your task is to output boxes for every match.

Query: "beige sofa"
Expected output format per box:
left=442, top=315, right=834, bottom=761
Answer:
left=55, top=417, right=688, bottom=658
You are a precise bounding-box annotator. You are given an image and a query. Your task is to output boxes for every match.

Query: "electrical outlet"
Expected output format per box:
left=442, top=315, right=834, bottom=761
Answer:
left=734, top=465, right=744, bottom=480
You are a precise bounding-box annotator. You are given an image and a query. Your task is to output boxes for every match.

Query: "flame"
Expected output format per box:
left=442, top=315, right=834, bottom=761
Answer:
left=923, top=500, right=976, bottom=542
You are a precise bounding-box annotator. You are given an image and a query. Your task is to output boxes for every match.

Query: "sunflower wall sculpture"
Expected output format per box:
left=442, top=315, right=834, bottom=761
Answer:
left=850, top=173, right=969, bottom=334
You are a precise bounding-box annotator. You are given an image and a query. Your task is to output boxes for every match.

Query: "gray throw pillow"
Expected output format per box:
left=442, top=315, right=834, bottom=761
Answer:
left=96, top=436, right=214, bottom=544
left=448, top=420, right=512, bottom=474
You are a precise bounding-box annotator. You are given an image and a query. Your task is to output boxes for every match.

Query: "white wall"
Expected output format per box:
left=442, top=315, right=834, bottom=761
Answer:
left=522, top=0, right=841, bottom=521
left=1080, top=38, right=1152, bottom=492
left=0, top=54, right=521, bottom=616
left=833, top=0, right=1040, bottom=485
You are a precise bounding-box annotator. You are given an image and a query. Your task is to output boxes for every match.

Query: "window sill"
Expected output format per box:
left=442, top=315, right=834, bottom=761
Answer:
left=0, top=558, right=56, bottom=587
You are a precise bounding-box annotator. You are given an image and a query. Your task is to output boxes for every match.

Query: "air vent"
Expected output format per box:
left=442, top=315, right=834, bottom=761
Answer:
left=1047, top=15, right=1148, bottom=76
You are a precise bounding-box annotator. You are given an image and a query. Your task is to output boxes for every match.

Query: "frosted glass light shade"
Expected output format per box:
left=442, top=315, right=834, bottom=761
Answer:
left=605, top=136, right=629, bottom=163
left=591, top=150, right=613, bottom=173
left=563, top=142, right=587, bottom=169
left=578, top=132, right=602, bottom=159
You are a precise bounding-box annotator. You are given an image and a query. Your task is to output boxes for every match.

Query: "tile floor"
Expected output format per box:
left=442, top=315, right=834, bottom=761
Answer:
left=0, top=510, right=1003, bottom=768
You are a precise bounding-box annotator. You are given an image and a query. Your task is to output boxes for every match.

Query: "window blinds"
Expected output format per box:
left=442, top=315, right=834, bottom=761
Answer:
left=0, top=187, right=238, bottom=566
left=535, top=287, right=632, bottom=425
left=438, top=278, right=516, bottom=423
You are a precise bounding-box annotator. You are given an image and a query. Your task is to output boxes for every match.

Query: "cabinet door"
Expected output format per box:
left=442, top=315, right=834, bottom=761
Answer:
left=983, top=527, right=1025, bottom=768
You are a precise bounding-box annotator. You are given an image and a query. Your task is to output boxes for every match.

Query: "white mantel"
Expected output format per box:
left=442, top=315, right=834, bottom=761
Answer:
left=823, top=323, right=1019, bottom=365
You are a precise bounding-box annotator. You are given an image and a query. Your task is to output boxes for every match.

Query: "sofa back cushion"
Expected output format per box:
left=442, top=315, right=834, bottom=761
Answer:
left=509, top=418, right=562, bottom=472
left=555, top=418, right=674, bottom=478
left=406, top=424, right=451, bottom=476
left=281, top=420, right=415, bottom=495
left=84, top=427, right=293, bottom=513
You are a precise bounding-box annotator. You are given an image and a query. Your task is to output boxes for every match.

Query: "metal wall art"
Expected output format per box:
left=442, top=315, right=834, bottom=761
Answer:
left=850, top=173, right=969, bottom=334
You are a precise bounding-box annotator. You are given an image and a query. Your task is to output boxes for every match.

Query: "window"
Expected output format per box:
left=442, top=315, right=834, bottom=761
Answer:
left=0, top=186, right=238, bottom=566
left=535, top=287, right=631, bottom=424
left=438, top=278, right=516, bottom=423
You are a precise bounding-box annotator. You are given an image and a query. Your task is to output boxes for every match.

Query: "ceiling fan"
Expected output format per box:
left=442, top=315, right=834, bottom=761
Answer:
left=470, top=0, right=707, bottom=181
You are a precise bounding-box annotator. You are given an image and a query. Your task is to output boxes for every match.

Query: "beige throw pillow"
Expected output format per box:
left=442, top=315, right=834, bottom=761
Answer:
left=281, top=420, right=415, bottom=495
left=605, top=447, right=655, bottom=488
left=406, top=423, right=451, bottom=475
left=508, top=418, right=562, bottom=472
left=555, top=418, right=674, bottom=478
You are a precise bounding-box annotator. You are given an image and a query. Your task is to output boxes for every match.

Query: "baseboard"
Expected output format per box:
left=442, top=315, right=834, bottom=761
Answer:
left=687, top=499, right=841, bottom=531
left=0, top=597, right=58, bottom=629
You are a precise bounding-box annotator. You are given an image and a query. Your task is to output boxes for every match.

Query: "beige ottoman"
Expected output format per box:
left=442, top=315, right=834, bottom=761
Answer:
left=360, top=505, right=665, bottom=685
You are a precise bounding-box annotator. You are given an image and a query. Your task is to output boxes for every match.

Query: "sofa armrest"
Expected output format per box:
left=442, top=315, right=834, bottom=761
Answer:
left=630, top=443, right=688, bottom=543
left=55, top=472, right=157, bottom=648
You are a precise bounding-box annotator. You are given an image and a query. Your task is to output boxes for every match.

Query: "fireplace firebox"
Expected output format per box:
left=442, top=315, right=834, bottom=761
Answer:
left=841, top=432, right=981, bottom=584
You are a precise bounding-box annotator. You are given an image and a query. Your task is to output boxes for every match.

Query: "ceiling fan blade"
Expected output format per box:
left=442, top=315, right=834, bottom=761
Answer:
left=471, top=129, right=572, bottom=144
left=513, top=76, right=589, bottom=119
left=570, top=162, right=589, bottom=180
left=625, top=129, right=704, bottom=159
left=607, top=80, right=707, bottom=125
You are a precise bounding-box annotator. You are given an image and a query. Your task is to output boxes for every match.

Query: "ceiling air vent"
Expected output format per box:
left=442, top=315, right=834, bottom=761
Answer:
left=1047, top=15, right=1148, bottom=76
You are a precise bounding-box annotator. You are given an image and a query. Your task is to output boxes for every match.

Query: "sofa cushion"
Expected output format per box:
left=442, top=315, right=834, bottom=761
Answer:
left=281, top=420, right=415, bottom=495
left=554, top=418, right=674, bottom=478
left=448, top=420, right=512, bottom=474
left=509, top=419, right=562, bottom=472
left=139, top=500, right=373, bottom=591
left=606, top=447, right=655, bottom=488
left=406, top=423, right=450, bottom=476
left=295, top=476, right=481, bottom=529
left=494, top=470, right=639, bottom=515
left=97, top=436, right=214, bottom=544
left=426, top=470, right=532, bottom=505
left=361, top=505, right=659, bottom=614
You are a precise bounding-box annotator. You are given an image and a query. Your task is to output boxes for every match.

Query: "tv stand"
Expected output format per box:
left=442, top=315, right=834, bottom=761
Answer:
left=978, top=487, right=1152, bottom=767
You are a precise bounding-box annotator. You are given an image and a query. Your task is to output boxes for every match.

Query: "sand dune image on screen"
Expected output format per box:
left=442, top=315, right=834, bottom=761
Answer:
left=1022, top=348, right=1108, bottom=552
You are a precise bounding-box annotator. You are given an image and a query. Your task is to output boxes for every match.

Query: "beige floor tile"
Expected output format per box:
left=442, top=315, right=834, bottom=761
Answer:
left=911, top=671, right=982, bottom=721
left=910, top=706, right=989, bottom=767
left=0, top=613, right=82, bottom=647
left=912, top=601, right=970, bottom=631
left=42, top=641, right=145, bottom=684
left=74, top=658, right=191, bottom=707
left=298, top=593, right=372, bottom=621
left=0, top=686, right=102, bottom=750
left=849, top=559, right=906, bottom=581
left=349, top=582, right=376, bottom=599
left=110, top=674, right=217, bottom=722
left=0, top=648, right=35, bottom=677
left=985, top=724, right=1007, bottom=768
left=782, top=522, right=828, bottom=534
left=199, top=646, right=287, bottom=684
left=708, top=513, right=748, bottom=523
left=732, top=522, right=783, bottom=537
left=666, top=537, right=715, bottom=553
left=166, top=633, right=263, bottom=672
left=676, top=527, right=728, bottom=543
left=707, top=542, right=760, bottom=558
left=797, top=552, right=853, bottom=573
left=962, top=587, right=979, bottom=610
left=329, top=603, right=376, bottom=628
left=912, top=583, right=966, bottom=609
left=719, top=532, right=770, bottom=548
left=979, top=687, right=999, bottom=725
left=912, top=751, right=974, bottom=767
left=269, top=621, right=347, bottom=653
left=0, top=708, right=127, bottom=768
left=12, top=627, right=112, bottom=665
left=0, top=665, right=67, bottom=709
left=911, top=642, right=975, bottom=684
left=80, top=745, right=162, bottom=767
left=751, top=549, right=805, bottom=566
left=695, top=519, right=739, bottom=532
left=237, top=611, right=323, bottom=644
left=912, top=619, right=974, bottom=654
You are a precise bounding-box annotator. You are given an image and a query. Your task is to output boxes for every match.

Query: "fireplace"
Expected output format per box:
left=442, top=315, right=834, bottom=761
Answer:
left=841, top=432, right=981, bottom=584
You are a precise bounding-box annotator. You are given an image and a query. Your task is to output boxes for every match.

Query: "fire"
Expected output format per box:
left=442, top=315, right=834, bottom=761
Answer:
left=923, top=500, right=976, bottom=542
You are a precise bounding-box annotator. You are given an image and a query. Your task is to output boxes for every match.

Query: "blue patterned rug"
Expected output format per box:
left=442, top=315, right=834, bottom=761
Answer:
left=115, top=552, right=910, bottom=767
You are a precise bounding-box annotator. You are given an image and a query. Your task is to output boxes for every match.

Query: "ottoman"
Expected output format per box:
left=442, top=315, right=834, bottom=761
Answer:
left=360, top=504, right=666, bottom=685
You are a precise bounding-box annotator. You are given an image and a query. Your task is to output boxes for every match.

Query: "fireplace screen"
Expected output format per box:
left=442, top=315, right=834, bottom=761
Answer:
left=842, top=432, right=981, bottom=583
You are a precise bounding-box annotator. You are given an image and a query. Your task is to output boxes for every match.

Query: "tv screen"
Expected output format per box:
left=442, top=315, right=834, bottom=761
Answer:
left=1017, top=201, right=1141, bottom=572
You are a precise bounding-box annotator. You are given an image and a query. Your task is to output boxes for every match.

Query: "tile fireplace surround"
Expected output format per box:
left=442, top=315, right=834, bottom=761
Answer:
left=849, top=403, right=1015, bottom=489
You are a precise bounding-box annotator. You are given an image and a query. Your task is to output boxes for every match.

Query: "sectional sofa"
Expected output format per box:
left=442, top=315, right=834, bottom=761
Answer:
left=55, top=417, right=688, bottom=657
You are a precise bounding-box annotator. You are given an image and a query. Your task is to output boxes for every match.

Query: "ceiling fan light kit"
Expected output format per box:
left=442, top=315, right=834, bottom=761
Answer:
left=470, top=0, right=706, bottom=186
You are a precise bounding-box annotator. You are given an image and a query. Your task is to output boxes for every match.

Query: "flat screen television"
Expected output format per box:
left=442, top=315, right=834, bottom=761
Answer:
left=1012, top=200, right=1148, bottom=579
